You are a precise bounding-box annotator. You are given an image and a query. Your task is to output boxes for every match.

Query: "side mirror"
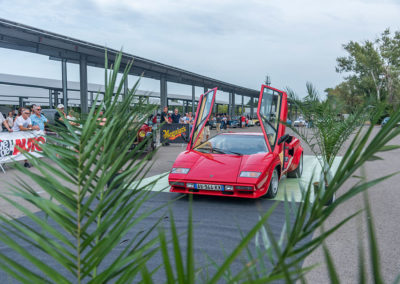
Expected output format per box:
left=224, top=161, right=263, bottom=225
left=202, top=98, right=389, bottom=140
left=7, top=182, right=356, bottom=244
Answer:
left=277, top=134, right=290, bottom=145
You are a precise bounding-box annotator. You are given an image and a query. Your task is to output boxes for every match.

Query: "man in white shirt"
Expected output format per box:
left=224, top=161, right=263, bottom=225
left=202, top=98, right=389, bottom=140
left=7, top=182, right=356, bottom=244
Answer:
left=0, top=112, right=13, bottom=132
left=12, top=108, right=39, bottom=132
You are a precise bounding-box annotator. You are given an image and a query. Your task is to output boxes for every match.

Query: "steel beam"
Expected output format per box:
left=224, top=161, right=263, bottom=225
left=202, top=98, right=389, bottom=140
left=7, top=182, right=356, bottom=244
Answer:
left=232, top=94, right=236, bottom=116
left=250, top=97, right=254, bottom=118
left=160, top=76, right=167, bottom=110
left=79, top=55, right=88, bottom=113
left=228, top=92, right=233, bottom=117
left=61, top=59, right=68, bottom=112
left=192, top=85, right=195, bottom=114
left=49, top=89, right=53, bottom=108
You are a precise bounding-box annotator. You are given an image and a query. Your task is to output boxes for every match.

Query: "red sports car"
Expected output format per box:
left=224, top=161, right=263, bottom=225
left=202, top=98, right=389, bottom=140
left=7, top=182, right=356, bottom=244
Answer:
left=168, top=85, right=303, bottom=198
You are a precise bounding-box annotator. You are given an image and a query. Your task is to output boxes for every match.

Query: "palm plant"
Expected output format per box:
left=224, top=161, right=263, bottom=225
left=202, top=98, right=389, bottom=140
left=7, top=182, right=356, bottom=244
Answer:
left=1, top=54, right=400, bottom=283
left=286, top=82, right=367, bottom=203
left=0, top=52, right=164, bottom=283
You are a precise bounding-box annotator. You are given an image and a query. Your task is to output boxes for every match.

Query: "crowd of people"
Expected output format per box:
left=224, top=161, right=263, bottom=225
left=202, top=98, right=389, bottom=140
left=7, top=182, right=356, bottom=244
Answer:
left=0, top=104, right=69, bottom=167
left=152, top=106, right=252, bottom=145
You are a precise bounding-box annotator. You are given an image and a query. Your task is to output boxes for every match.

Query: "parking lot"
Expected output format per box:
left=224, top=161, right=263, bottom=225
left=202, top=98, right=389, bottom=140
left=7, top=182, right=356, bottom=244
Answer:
left=0, top=125, right=399, bottom=282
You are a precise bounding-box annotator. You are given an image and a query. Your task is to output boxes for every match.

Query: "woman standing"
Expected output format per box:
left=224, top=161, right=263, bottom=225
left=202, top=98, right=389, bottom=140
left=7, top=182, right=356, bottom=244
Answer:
left=6, top=111, right=14, bottom=129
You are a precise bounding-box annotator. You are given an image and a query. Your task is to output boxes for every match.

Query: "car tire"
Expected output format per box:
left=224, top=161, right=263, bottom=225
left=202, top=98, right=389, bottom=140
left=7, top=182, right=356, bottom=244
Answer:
left=265, top=168, right=279, bottom=199
left=287, top=153, right=303, bottom=178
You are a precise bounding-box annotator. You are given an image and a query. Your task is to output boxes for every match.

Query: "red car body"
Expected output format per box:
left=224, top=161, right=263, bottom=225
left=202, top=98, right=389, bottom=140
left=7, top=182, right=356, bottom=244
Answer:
left=169, top=85, right=303, bottom=198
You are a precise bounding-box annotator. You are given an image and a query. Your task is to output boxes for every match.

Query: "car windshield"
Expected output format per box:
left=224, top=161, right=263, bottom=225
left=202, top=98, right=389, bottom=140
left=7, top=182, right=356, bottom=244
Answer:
left=194, top=134, right=268, bottom=155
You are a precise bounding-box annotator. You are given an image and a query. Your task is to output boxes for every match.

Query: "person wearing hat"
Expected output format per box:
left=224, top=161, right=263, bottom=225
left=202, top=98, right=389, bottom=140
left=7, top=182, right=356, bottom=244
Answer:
left=55, top=104, right=67, bottom=128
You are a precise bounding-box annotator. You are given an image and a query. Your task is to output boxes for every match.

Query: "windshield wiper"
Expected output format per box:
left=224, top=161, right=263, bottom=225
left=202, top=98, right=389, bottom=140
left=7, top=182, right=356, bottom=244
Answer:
left=213, top=147, right=242, bottom=156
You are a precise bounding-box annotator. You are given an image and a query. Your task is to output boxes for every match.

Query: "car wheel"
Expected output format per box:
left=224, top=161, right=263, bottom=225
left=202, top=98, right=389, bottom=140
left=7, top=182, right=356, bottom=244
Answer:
left=265, top=168, right=279, bottom=199
left=287, top=153, right=303, bottom=178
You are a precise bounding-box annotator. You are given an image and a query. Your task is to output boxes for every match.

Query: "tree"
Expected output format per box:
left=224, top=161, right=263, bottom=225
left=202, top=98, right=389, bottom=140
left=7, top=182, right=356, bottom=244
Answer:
left=336, top=29, right=400, bottom=109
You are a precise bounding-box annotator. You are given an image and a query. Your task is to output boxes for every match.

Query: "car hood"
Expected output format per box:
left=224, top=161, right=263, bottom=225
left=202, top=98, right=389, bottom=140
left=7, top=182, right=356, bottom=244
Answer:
left=172, top=151, right=271, bottom=183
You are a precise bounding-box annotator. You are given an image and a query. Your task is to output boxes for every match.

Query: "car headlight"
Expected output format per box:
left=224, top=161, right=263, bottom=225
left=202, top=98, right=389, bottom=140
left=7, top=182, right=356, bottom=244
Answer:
left=171, top=168, right=190, bottom=174
left=240, top=171, right=261, bottom=178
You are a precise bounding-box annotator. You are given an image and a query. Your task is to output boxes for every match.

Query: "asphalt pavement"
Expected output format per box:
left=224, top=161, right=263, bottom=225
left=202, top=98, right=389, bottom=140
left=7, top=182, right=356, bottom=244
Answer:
left=0, top=125, right=399, bottom=282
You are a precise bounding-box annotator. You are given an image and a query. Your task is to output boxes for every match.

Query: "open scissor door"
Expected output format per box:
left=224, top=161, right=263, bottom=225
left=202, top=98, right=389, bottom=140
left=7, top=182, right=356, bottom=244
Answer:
left=256, top=85, right=288, bottom=153
left=187, top=87, right=217, bottom=150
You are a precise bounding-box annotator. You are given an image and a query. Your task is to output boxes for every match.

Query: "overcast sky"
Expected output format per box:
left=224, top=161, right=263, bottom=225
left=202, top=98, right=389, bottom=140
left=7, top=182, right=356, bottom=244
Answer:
left=0, top=0, right=399, bottom=99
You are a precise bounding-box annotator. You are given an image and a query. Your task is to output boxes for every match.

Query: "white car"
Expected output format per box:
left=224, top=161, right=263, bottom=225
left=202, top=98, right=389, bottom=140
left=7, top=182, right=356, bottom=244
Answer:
left=293, top=117, right=306, bottom=127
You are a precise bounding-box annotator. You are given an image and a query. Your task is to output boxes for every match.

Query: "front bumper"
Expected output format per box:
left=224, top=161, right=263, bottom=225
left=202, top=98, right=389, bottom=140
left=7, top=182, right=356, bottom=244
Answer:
left=169, top=180, right=266, bottom=199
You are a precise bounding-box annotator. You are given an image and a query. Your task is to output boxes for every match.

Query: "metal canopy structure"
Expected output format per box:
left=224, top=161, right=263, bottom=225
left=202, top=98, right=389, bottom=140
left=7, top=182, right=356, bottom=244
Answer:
left=0, top=73, right=230, bottom=107
left=0, top=18, right=259, bottom=109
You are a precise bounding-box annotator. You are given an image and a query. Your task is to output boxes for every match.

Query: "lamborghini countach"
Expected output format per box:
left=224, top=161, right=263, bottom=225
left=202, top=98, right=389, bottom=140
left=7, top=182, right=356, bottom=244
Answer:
left=168, top=85, right=303, bottom=198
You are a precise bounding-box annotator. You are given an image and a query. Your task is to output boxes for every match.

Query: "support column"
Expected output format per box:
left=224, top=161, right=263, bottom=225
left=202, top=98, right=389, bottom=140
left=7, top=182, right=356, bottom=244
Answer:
left=204, top=87, right=207, bottom=94
left=250, top=97, right=254, bottom=118
left=124, top=75, right=129, bottom=99
left=192, top=85, right=195, bottom=114
left=61, top=59, right=68, bottom=112
left=49, top=89, right=53, bottom=108
left=228, top=92, right=233, bottom=117
left=54, top=91, right=59, bottom=106
left=241, top=95, right=244, bottom=115
left=79, top=56, right=88, bottom=113
left=160, top=76, right=167, bottom=110
left=232, top=93, right=236, bottom=116
left=90, top=92, right=94, bottom=107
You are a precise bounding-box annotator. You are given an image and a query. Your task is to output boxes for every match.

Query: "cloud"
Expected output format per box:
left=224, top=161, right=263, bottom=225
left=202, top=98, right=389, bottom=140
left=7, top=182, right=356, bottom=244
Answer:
left=0, top=0, right=399, bottom=97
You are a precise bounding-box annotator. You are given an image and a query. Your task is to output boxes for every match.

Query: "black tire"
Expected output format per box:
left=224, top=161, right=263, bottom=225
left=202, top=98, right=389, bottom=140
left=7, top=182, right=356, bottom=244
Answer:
left=287, top=153, right=303, bottom=178
left=265, top=168, right=279, bottom=199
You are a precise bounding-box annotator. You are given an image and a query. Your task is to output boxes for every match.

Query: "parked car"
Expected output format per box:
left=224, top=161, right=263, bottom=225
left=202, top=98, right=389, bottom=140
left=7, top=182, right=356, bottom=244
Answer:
left=41, top=109, right=58, bottom=125
left=381, top=117, right=400, bottom=127
left=229, top=117, right=239, bottom=128
left=209, top=119, right=217, bottom=129
left=293, top=117, right=306, bottom=127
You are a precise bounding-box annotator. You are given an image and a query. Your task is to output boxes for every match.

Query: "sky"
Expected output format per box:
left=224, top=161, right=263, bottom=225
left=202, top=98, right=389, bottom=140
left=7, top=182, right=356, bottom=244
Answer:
left=0, top=0, right=399, bottom=100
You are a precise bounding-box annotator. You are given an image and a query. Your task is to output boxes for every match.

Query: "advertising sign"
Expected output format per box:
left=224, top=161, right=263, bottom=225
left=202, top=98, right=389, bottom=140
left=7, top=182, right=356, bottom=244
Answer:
left=0, top=131, right=46, bottom=165
left=160, top=123, right=190, bottom=144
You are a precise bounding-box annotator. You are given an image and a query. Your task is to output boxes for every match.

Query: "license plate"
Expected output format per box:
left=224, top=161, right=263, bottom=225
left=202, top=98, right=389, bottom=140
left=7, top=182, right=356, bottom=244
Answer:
left=196, top=184, right=223, bottom=191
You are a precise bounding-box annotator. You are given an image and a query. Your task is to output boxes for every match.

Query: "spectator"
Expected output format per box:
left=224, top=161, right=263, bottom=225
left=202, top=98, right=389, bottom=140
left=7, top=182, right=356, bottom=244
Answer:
left=160, top=106, right=171, bottom=146
left=204, top=119, right=211, bottom=142
left=12, top=108, right=39, bottom=168
left=6, top=111, right=14, bottom=129
left=30, top=104, right=36, bottom=115
left=181, top=113, right=188, bottom=124
left=160, top=106, right=171, bottom=124
left=216, top=114, right=221, bottom=132
left=171, top=108, right=181, bottom=124
left=0, top=111, right=13, bottom=132
left=241, top=115, right=246, bottom=128
left=15, top=108, right=24, bottom=121
left=30, top=105, right=48, bottom=131
left=12, top=108, right=38, bottom=132
left=67, top=109, right=79, bottom=126
left=221, top=115, right=227, bottom=130
left=54, top=104, right=67, bottom=128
